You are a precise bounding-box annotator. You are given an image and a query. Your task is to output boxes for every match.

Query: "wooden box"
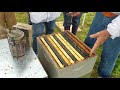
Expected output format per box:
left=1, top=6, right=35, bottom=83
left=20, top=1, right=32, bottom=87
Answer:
left=37, top=31, right=97, bottom=78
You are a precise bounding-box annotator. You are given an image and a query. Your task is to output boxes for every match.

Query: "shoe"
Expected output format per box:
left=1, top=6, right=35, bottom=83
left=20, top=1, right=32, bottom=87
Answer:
left=28, top=22, right=32, bottom=25
left=72, top=26, right=78, bottom=35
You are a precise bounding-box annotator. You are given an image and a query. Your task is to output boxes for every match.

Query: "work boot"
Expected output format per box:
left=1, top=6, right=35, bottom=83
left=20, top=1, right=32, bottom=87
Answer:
left=64, top=26, right=70, bottom=31
left=72, top=26, right=78, bottom=35
left=28, top=20, right=32, bottom=25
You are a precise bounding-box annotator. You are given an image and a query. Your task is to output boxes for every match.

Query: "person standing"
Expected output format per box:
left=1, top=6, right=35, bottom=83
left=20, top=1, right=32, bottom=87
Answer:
left=63, top=12, right=82, bottom=35
left=29, top=12, right=61, bottom=54
left=84, top=12, right=120, bottom=78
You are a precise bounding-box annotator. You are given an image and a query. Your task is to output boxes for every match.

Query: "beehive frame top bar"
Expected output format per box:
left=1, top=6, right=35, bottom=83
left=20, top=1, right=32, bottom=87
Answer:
left=38, top=31, right=96, bottom=69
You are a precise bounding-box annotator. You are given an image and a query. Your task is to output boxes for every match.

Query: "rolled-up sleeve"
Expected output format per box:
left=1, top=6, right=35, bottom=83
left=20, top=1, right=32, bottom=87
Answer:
left=107, top=15, right=120, bottom=39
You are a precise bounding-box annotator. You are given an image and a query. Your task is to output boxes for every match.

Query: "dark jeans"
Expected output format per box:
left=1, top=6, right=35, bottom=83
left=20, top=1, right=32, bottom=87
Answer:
left=32, top=20, right=56, bottom=54
left=63, top=12, right=82, bottom=35
left=27, top=12, right=32, bottom=25
left=84, top=12, right=120, bottom=78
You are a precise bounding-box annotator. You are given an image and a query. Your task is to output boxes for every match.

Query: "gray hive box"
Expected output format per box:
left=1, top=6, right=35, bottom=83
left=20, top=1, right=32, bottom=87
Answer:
left=37, top=31, right=97, bottom=78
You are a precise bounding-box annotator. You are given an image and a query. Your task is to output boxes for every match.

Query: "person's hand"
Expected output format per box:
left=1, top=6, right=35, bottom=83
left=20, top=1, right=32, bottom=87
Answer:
left=67, top=12, right=76, bottom=16
left=67, top=12, right=80, bottom=17
left=73, top=12, right=80, bottom=17
left=90, top=30, right=111, bottom=55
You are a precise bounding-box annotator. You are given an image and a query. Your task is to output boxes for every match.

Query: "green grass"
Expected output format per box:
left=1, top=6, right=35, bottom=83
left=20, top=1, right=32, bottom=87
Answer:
left=15, top=12, right=120, bottom=78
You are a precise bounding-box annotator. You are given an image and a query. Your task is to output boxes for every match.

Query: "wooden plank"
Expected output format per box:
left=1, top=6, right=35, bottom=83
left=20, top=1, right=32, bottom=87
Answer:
left=62, top=32, right=90, bottom=58
left=44, top=36, right=68, bottom=66
left=40, top=37, right=64, bottom=69
left=66, top=31, right=91, bottom=55
left=50, top=36, right=74, bottom=64
left=47, top=36, right=71, bottom=65
left=57, top=33, right=85, bottom=61
left=55, top=34, right=82, bottom=62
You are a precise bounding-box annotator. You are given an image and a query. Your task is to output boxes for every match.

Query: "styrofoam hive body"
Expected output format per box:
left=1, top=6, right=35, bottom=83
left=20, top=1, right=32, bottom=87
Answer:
left=37, top=31, right=97, bottom=78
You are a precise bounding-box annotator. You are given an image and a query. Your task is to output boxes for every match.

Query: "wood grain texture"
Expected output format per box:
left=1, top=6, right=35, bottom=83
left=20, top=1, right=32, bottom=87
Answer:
left=40, top=37, right=64, bottom=68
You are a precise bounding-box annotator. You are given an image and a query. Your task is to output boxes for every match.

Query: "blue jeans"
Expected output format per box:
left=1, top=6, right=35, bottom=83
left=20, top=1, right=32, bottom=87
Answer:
left=63, top=12, right=82, bottom=35
left=84, top=12, right=120, bottom=78
left=32, top=20, right=56, bottom=54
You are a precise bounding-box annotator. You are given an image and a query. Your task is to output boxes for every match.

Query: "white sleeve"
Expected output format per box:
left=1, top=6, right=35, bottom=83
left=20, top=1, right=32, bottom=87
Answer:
left=111, top=12, right=120, bottom=15
left=107, top=15, right=120, bottom=39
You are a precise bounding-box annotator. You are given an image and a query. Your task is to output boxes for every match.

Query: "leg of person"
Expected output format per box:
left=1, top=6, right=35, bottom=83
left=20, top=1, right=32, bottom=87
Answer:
left=32, top=22, right=44, bottom=54
left=72, top=13, right=82, bottom=35
left=98, top=37, right=120, bottom=78
left=0, top=26, right=7, bottom=39
left=84, top=12, right=118, bottom=78
left=84, top=12, right=106, bottom=48
left=63, top=12, right=72, bottom=31
left=27, top=12, right=32, bottom=25
left=0, top=12, right=6, bottom=27
left=5, top=12, right=16, bottom=29
left=45, top=20, right=56, bottom=34
left=84, top=12, right=117, bottom=48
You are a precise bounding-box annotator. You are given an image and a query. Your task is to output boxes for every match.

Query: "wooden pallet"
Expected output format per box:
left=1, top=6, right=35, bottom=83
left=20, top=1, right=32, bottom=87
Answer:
left=56, top=21, right=81, bottom=32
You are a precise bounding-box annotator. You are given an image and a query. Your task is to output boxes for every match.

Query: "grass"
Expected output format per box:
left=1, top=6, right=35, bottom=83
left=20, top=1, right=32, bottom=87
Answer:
left=15, top=12, right=120, bottom=78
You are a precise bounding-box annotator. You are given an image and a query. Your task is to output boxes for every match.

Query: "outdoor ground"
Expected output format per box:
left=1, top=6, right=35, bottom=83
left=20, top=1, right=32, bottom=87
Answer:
left=15, top=12, right=120, bottom=78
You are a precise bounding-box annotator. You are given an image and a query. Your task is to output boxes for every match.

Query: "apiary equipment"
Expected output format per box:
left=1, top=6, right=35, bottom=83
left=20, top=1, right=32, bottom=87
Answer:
left=37, top=31, right=97, bottom=78
left=13, top=23, right=32, bottom=51
left=7, top=29, right=26, bottom=59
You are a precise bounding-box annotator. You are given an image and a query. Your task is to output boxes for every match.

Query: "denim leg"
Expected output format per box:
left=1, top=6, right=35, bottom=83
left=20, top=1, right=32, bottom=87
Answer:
left=72, top=13, right=82, bottom=35
left=63, top=12, right=72, bottom=30
left=71, top=26, right=78, bottom=35
left=45, top=20, right=56, bottom=34
left=84, top=12, right=105, bottom=48
left=32, top=23, right=44, bottom=54
left=72, top=13, right=82, bottom=27
left=84, top=12, right=118, bottom=78
left=84, top=12, right=117, bottom=48
left=98, top=37, right=120, bottom=77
